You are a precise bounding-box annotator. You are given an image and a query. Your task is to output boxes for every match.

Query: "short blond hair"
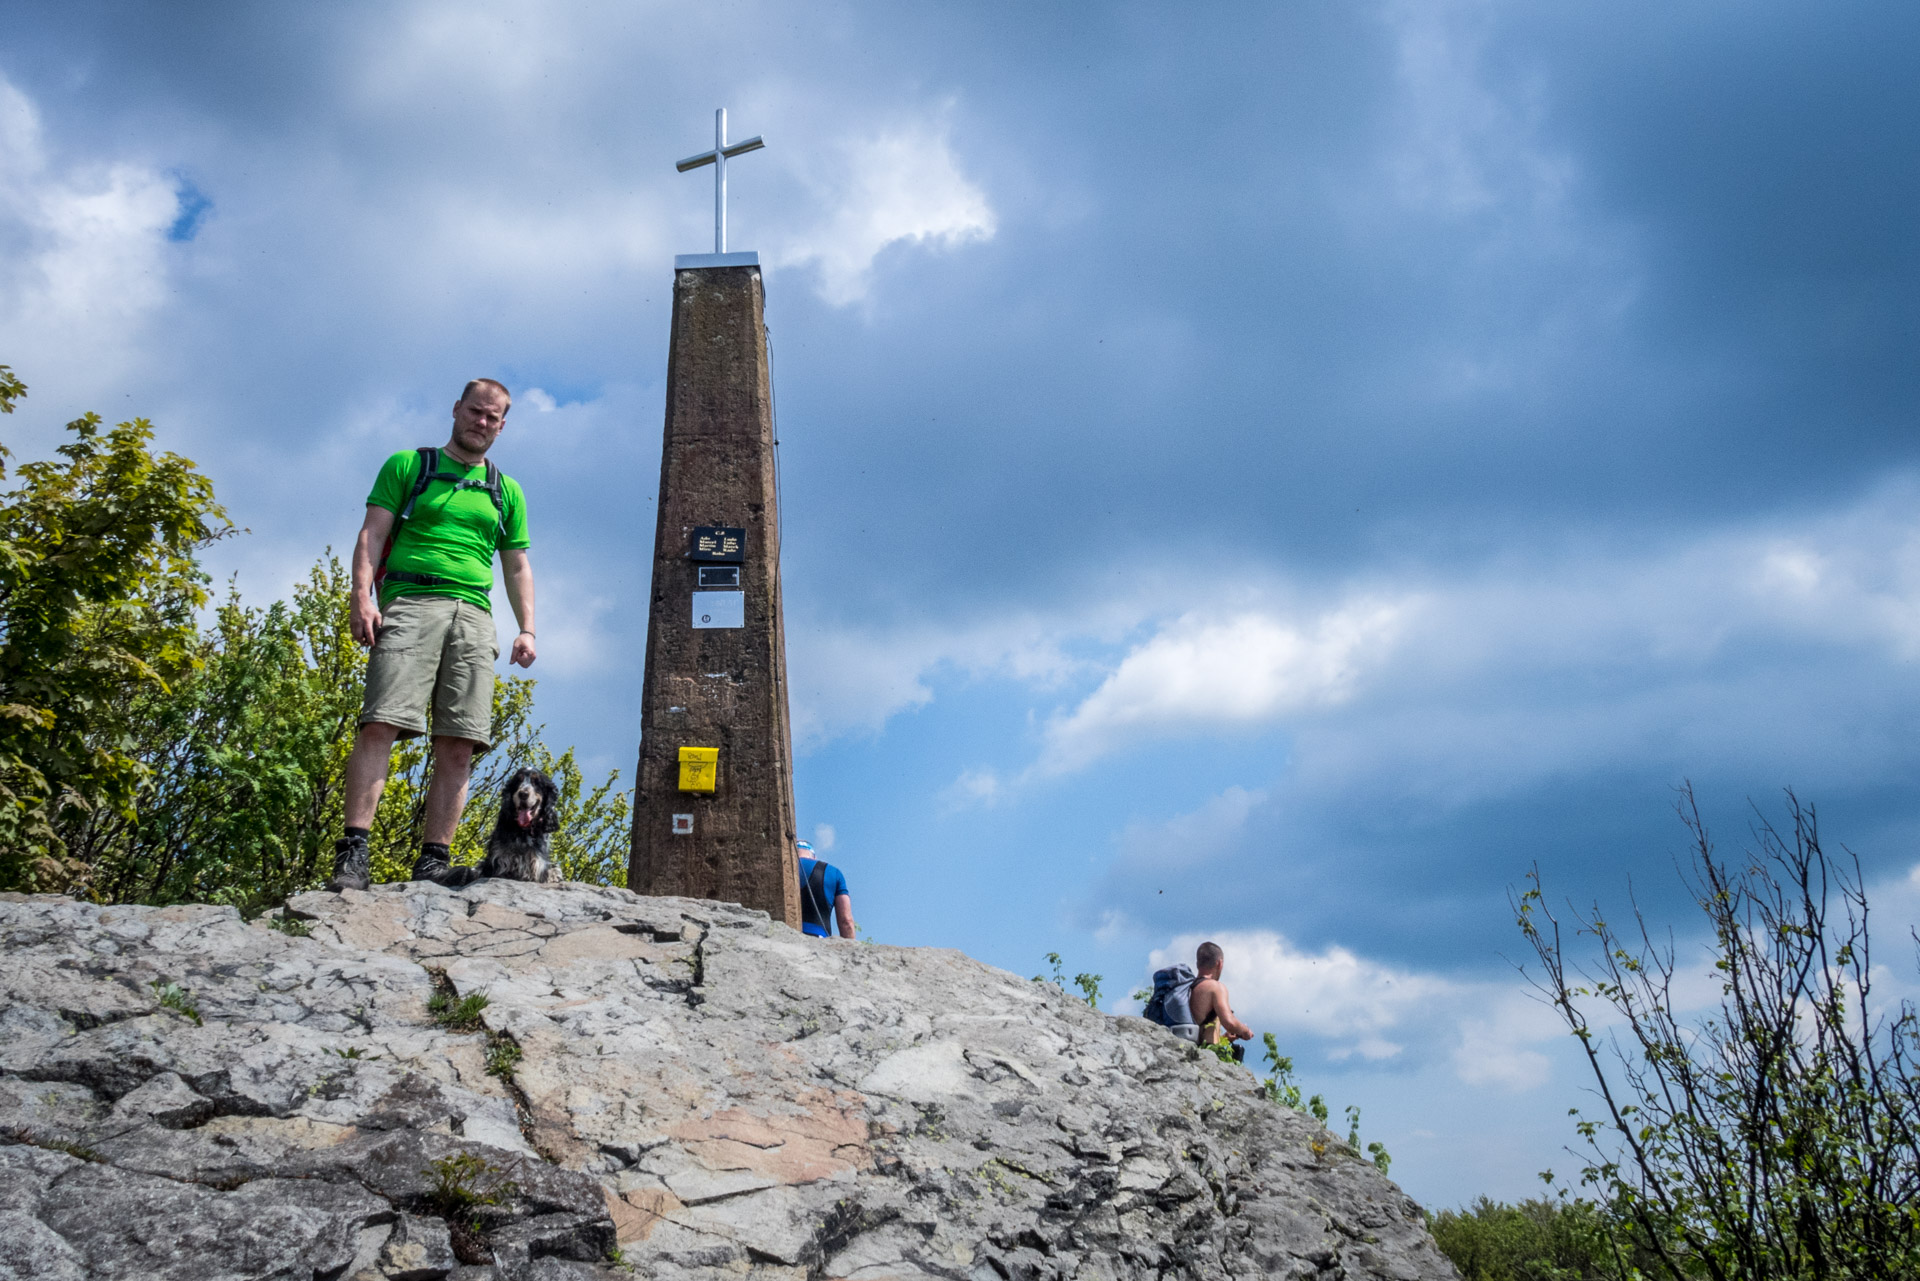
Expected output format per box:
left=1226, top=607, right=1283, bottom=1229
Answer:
left=461, top=378, right=511, bottom=411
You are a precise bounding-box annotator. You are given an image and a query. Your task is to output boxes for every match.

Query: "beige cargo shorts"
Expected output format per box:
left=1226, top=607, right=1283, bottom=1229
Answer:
left=359, top=595, right=499, bottom=748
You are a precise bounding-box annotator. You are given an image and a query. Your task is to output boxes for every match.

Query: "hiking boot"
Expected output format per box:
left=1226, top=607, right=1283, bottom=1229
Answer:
left=411, top=847, right=481, bottom=888
left=325, top=833, right=371, bottom=893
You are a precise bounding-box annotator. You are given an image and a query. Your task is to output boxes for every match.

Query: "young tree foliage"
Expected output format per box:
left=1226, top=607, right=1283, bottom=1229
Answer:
left=1428, top=1195, right=1637, bottom=1281
left=0, top=378, right=229, bottom=891
left=66, top=557, right=364, bottom=908
left=1517, top=787, right=1920, bottom=1280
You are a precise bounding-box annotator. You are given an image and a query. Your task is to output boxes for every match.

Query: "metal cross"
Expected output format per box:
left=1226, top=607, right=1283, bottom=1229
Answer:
left=676, top=108, right=765, bottom=255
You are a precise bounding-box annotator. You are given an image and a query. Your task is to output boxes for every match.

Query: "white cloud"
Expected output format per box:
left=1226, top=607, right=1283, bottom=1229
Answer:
left=773, top=110, right=995, bottom=305
left=811, top=822, right=836, bottom=853
left=1092, top=908, right=1133, bottom=945
left=1452, top=996, right=1556, bottom=1090
left=493, top=566, right=615, bottom=681
left=941, top=767, right=1004, bottom=812
left=1040, top=598, right=1411, bottom=773
left=786, top=611, right=1082, bottom=750
left=1147, top=928, right=1561, bottom=1086
left=0, top=75, right=180, bottom=398
left=808, top=475, right=1920, bottom=817
left=1379, top=0, right=1567, bottom=219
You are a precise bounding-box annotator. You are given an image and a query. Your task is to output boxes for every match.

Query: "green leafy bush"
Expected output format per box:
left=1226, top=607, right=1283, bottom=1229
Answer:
left=66, top=559, right=360, bottom=909
left=0, top=387, right=229, bottom=893
left=1429, top=1197, right=1626, bottom=1281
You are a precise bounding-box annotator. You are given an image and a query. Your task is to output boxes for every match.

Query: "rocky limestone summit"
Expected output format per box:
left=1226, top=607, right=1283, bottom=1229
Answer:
left=0, top=880, right=1457, bottom=1281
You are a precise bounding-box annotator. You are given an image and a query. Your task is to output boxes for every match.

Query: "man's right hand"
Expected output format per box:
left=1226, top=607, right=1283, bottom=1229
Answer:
left=350, top=505, right=398, bottom=647
left=350, top=592, right=382, bottom=647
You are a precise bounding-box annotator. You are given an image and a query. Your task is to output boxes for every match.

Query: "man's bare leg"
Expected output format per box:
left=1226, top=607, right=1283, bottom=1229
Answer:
left=344, top=721, right=403, bottom=828
left=423, top=736, right=478, bottom=846
left=410, top=737, right=480, bottom=887
left=327, top=722, right=402, bottom=891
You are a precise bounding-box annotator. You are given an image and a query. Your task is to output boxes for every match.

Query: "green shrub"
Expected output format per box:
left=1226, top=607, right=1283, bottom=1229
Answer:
left=1429, top=1197, right=1626, bottom=1281
left=0, top=385, right=228, bottom=894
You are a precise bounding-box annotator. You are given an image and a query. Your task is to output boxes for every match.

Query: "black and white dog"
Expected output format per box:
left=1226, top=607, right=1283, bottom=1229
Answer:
left=477, top=767, right=560, bottom=883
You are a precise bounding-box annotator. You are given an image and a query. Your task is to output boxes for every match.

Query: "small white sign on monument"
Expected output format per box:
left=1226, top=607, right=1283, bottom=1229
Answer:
left=692, top=590, right=745, bottom=629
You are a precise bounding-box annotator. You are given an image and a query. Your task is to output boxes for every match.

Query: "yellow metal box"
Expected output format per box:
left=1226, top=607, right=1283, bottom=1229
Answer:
left=677, top=746, right=719, bottom=793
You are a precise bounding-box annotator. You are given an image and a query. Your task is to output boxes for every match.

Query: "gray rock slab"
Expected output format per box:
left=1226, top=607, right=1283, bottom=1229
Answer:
left=381, top=1211, right=457, bottom=1279
left=0, top=883, right=1458, bottom=1279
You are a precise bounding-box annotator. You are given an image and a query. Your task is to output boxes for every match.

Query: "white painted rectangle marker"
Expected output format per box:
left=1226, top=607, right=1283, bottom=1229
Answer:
left=691, top=590, right=745, bottom=629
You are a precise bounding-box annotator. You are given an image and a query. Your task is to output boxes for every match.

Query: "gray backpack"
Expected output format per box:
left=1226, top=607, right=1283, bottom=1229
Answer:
left=1144, top=964, right=1198, bottom=1028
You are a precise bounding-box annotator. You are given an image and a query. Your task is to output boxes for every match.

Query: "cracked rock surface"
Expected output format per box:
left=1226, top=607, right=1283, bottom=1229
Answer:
left=0, top=882, right=1456, bottom=1280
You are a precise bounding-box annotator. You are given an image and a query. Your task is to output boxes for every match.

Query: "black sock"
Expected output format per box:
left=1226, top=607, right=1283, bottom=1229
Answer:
left=344, top=826, right=370, bottom=842
left=421, top=842, right=450, bottom=862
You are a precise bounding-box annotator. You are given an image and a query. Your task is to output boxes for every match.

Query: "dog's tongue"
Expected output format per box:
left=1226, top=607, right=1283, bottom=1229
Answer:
left=516, top=808, right=536, bottom=828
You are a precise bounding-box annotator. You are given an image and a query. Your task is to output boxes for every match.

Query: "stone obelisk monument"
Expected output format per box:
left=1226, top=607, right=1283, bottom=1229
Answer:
left=629, top=110, right=799, bottom=928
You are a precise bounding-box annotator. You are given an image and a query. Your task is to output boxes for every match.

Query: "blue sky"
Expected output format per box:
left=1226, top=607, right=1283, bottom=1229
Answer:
left=5, top=0, right=1920, bottom=1207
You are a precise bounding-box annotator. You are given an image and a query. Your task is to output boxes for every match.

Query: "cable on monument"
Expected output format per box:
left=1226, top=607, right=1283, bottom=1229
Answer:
left=766, top=324, right=784, bottom=562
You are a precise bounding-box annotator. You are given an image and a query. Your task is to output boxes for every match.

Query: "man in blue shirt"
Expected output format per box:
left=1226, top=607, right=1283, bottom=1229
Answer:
left=796, top=840, right=855, bottom=939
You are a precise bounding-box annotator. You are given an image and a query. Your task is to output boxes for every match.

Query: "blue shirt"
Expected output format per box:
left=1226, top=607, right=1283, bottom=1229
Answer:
left=798, top=857, right=849, bottom=937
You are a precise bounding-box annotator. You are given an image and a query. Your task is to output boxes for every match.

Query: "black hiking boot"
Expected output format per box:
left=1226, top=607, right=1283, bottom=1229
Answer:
left=411, top=847, right=482, bottom=888
left=324, top=833, right=371, bottom=893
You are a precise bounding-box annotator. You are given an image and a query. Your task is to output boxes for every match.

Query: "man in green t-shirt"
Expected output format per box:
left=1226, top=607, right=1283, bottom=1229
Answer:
left=324, top=378, right=537, bottom=892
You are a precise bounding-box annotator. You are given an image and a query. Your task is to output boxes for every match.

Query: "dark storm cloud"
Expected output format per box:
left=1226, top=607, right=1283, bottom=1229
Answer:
left=764, top=0, right=1920, bottom=625
left=11, top=1, right=1914, bottom=614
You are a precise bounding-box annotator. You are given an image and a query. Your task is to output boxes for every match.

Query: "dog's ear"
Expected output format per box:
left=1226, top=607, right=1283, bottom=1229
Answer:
left=537, top=771, right=561, bottom=835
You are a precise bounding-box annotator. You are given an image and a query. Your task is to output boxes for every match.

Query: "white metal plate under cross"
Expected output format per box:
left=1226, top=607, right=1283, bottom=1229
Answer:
left=692, top=590, right=745, bottom=629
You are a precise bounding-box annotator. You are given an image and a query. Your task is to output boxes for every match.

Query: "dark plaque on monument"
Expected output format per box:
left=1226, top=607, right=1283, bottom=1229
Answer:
left=688, top=526, right=746, bottom=562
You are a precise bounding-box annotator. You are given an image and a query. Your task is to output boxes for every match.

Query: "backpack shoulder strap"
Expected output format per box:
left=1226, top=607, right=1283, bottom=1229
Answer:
left=483, top=460, right=508, bottom=539
left=377, top=448, right=437, bottom=581
left=802, top=860, right=830, bottom=930
left=396, top=447, right=439, bottom=522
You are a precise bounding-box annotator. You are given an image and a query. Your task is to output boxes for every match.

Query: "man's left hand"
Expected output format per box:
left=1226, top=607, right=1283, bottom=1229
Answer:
left=510, top=631, right=536, bottom=667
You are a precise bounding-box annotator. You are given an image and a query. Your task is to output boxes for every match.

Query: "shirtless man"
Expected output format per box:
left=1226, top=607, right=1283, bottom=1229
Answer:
left=1188, top=940, right=1253, bottom=1061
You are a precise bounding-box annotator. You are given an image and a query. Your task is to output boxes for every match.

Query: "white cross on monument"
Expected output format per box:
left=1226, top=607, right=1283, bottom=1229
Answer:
left=676, top=108, right=765, bottom=255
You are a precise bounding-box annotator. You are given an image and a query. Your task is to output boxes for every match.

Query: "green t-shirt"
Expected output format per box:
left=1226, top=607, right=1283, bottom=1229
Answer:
left=368, top=448, right=530, bottom=610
